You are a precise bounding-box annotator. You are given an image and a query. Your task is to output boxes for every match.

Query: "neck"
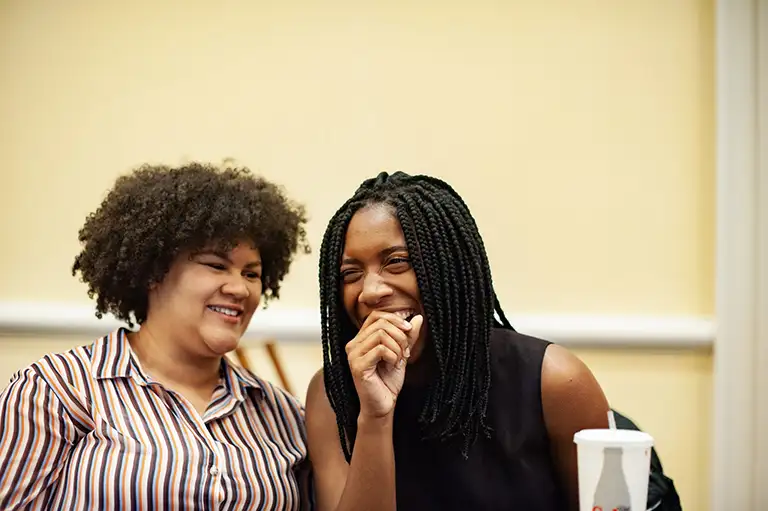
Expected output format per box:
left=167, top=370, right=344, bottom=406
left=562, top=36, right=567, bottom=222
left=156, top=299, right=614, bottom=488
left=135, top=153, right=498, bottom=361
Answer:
left=127, top=322, right=222, bottom=390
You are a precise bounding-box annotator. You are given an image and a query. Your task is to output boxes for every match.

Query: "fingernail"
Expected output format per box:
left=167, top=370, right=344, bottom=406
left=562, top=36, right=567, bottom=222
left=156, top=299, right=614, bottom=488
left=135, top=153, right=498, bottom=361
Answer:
left=404, top=347, right=411, bottom=358
left=397, top=359, right=405, bottom=369
left=402, top=320, right=412, bottom=330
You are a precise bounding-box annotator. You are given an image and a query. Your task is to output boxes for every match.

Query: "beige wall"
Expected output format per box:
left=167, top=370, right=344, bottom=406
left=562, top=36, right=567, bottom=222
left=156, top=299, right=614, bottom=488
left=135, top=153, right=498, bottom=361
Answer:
left=0, top=1, right=714, bottom=509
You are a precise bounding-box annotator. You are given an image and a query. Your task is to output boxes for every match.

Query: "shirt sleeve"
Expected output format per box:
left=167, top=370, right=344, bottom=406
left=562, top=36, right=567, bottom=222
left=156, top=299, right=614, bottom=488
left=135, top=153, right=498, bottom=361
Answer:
left=272, top=388, right=316, bottom=510
left=0, top=366, right=81, bottom=510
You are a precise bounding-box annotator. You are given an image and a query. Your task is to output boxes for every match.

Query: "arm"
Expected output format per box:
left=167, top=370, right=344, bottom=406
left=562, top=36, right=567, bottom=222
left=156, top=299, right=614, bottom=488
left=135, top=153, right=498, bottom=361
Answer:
left=0, top=367, right=79, bottom=510
left=540, top=344, right=610, bottom=511
left=306, top=312, right=423, bottom=511
left=305, top=369, right=396, bottom=511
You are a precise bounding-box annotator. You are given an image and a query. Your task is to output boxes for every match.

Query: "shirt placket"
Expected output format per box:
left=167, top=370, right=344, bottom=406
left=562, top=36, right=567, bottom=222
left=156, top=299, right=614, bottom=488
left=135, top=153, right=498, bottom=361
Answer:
left=200, top=385, right=234, bottom=507
left=142, top=376, right=232, bottom=508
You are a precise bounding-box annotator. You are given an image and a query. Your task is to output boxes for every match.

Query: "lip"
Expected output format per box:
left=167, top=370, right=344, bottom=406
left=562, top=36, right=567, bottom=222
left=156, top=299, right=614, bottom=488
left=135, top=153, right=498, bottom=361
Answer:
left=208, top=303, right=245, bottom=313
left=207, top=304, right=245, bottom=324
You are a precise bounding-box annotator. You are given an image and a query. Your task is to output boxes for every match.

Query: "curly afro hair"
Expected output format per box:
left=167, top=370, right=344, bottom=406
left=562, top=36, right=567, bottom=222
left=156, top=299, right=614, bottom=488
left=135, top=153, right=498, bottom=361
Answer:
left=72, top=161, right=310, bottom=326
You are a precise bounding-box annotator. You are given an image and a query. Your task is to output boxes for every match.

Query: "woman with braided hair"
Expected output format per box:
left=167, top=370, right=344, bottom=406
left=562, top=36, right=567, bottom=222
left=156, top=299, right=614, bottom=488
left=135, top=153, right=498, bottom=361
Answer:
left=306, top=171, right=611, bottom=511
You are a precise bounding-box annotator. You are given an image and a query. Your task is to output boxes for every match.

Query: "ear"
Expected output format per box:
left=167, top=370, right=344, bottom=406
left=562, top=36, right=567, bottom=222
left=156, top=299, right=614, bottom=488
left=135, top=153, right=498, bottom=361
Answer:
left=147, top=277, right=164, bottom=293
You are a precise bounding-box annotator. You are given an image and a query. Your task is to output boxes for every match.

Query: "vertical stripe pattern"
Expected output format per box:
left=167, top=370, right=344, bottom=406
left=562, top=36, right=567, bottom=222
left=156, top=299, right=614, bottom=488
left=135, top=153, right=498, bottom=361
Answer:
left=0, top=328, right=314, bottom=510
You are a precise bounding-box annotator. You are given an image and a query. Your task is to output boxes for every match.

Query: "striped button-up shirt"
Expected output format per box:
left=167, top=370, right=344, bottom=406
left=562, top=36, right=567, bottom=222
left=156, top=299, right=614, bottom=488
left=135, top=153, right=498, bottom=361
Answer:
left=0, top=328, right=314, bottom=510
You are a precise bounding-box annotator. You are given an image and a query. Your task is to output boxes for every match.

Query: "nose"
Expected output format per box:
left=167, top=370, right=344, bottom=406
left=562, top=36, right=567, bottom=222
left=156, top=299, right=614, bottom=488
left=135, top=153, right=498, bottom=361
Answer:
left=221, top=273, right=250, bottom=299
left=358, top=271, right=393, bottom=306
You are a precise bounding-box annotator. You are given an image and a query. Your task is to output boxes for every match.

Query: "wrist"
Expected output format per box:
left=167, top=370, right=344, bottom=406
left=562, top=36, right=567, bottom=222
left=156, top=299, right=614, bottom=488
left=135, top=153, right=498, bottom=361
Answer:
left=357, top=411, right=394, bottom=431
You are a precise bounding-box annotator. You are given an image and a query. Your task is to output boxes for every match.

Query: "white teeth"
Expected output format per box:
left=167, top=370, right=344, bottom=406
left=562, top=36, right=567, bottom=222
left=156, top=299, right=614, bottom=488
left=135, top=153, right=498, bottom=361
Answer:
left=394, top=310, right=415, bottom=319
left=209, top=306, right=240, bottom=317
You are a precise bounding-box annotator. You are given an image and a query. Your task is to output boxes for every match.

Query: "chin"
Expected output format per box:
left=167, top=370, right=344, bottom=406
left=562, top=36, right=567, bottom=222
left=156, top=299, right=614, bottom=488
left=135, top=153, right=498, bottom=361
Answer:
left=408, top=330, right=428, bottom=363
left=407, top=346, right=424, bottom=364
left=202, top=330, right=242, bottom=355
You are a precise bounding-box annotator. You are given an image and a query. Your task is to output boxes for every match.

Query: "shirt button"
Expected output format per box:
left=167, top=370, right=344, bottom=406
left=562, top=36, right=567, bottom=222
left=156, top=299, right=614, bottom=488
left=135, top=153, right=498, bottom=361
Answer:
left=209, top=466, right=220, bottom=476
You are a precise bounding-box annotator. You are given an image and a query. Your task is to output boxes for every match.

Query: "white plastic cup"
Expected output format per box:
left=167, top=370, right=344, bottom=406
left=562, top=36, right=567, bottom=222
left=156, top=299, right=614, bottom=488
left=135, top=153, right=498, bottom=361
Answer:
left=573, top=429, right=654, bottom=511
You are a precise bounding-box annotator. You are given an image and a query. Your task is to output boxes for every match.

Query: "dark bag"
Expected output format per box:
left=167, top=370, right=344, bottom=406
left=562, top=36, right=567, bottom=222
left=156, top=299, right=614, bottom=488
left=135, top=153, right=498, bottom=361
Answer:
left=612, top=409, right=683, bottom=511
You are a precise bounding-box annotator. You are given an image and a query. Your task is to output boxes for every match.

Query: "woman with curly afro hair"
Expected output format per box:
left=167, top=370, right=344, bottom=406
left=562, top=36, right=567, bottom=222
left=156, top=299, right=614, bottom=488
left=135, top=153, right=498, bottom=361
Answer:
left=0, top=162, right=315, bottom=510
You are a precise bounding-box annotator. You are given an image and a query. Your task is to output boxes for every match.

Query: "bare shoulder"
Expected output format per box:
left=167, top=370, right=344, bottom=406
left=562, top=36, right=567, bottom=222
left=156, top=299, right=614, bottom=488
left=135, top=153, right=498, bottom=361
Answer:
left=541, top=343, right=609, bottom=426
left=305, top=368, right=343, bottom=438
left=306, top=368, right=329, bottom=409
left=307, top=367, right=325, bottom=394
left=305, top=367, right=341, bottom=439
left=541, top=344, right=599, bottom=394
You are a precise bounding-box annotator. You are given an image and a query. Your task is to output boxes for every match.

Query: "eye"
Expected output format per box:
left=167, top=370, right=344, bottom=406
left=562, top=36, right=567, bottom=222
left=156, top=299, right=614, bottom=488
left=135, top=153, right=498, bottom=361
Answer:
left=244, top=271, right=261, bottom=280
left=340, top=268, right=362, bottom=284
left=204, top=262, right=226, bottom=270
left=386, top=257, right=411, bottom=272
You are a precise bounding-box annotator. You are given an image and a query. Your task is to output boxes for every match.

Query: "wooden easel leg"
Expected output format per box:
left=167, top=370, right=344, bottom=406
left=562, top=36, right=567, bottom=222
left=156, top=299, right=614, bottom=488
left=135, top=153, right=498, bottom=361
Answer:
left=265, top=341, right=294, bottom=396
left=234, top=346, right=254, bottom=371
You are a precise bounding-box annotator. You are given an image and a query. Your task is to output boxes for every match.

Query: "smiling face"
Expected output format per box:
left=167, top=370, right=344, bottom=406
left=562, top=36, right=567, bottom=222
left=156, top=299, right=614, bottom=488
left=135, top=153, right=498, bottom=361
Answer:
left=340, top=204, right=428, bottom=362
left=145, top=241, right=263, bottom=357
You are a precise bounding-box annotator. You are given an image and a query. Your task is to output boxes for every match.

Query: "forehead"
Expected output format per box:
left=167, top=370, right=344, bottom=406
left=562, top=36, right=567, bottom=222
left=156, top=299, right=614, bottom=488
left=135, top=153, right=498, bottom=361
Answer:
left=229, top=242, right=262, bottom=261
left=343, top=206, right=406, bottom=256
left=194, top=241, right=262, bottom=261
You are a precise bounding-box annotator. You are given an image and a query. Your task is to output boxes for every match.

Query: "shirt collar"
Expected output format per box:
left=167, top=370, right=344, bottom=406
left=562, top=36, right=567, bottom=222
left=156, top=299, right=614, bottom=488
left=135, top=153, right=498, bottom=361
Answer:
left=91, top=327, right=135, bottom=380
left=222, top=356, right=265, bottom=400
left=91, top=328, right=264, bottom=398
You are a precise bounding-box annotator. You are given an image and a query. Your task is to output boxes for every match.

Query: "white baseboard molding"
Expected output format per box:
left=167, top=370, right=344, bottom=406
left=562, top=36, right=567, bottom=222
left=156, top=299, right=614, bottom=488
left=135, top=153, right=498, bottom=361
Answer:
left=0, top=301, right=714, bottom=349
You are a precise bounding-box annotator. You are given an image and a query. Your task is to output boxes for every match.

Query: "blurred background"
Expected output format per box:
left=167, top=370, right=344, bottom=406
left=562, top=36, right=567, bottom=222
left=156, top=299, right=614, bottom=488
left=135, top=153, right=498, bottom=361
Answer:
left=0, top=0, right=714, bottom=508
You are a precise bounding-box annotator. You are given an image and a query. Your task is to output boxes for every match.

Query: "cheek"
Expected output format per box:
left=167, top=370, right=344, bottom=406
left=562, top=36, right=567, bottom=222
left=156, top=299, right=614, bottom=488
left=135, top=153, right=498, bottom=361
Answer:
left=172, top=274, right=220, bottom=311
left=396, top=273, right=421, bottom=301
left=341, top=284, right=361, bottom=322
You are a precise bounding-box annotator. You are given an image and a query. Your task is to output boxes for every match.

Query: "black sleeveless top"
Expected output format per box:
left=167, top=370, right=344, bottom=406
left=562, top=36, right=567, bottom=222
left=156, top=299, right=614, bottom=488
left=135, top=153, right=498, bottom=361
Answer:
left=392, top=328, right=567, bottom=511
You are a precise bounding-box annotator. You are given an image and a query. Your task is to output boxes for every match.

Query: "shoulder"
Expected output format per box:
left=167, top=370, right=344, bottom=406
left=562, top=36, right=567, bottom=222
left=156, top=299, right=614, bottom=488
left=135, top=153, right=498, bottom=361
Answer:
left=488, top=328, right=608, bottom=428
left=305, top=368, right=333, bottom=422
left=233, top=367, right=313, bottom=448
left=490, top=327, right=552, bottom=352
left=305, top=368, right=336, bottom=428
left=238, top=366, right=306, bottom=415
left=1, top=343, right=97, bottom=428
left=490, top=328, right=593, bottom=385
left=9, top=343, right=93, bottom=392
left=306, top=367, right=326, bottom=402
left=489, top=327, right=552, bottom=373
left=304, top=368, right=347, bottom=459
left=540, top=343, right=609, bottom=436
left=541, top=344, right=602, bottom=401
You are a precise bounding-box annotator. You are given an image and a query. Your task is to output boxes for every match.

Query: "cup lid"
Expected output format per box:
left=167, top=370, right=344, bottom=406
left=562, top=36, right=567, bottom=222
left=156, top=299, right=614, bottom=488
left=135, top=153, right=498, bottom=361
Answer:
left=573, top=429, right=654, bottom=447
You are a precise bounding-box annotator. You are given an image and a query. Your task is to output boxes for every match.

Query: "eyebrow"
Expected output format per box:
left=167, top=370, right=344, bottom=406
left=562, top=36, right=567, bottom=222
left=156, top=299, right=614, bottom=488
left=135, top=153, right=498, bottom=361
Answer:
left=197, top=250, right=262, bottom=269
left=341, top=245, right=409, bottom=265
